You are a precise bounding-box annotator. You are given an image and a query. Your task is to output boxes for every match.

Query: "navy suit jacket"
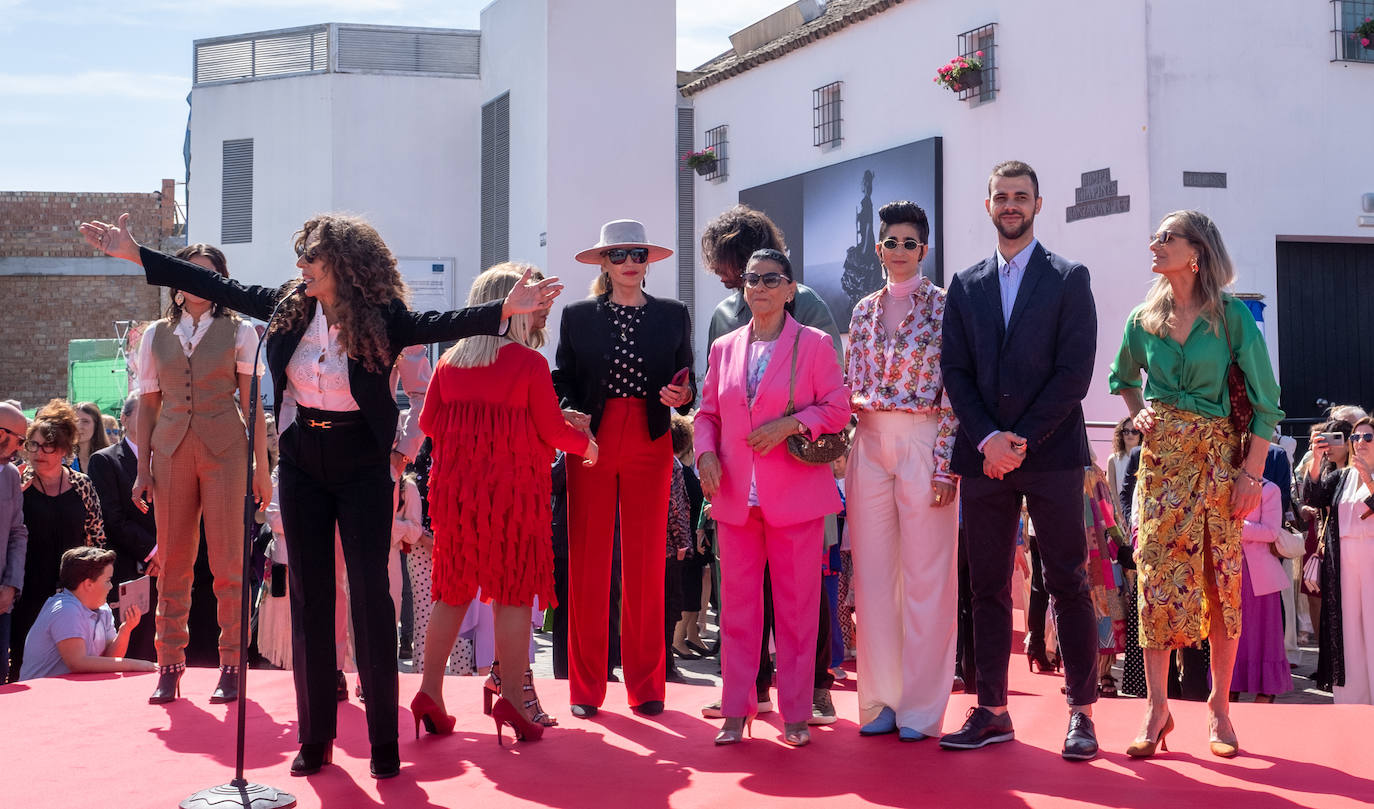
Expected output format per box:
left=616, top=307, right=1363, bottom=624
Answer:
left=87, top=440, right=156, bottom=586
left=940, top=242, right=1097, bottom=478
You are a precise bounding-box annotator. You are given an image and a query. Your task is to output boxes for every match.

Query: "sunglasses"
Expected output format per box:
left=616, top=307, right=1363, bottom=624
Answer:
left=1122, top=428, right=1141, bottom=436
left=23, top=439, right=61, bottom=455
left=1351, top=434, right=1374, bottom=444
left=295, top=243, right=322, bottom=263
left=880, top=237, right=924, bottom=252
left=1151, top=229, right=1189, bottom=246
left=0, top=426, right=22, bottom=442
left=743, top=272, right=790, bottom=289
left=604, top=248, right=650, bottom=265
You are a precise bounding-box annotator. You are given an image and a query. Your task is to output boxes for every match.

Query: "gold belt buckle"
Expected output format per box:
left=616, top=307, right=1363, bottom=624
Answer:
left=306, top=418, right=332, bottom=429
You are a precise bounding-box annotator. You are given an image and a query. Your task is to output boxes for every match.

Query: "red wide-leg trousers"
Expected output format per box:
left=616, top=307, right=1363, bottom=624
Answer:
left=566, top=398, right=672, bottom=708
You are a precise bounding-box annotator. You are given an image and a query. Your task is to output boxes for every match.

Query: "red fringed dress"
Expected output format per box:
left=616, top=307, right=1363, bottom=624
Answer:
left=419, top=342, right=590, bottom=607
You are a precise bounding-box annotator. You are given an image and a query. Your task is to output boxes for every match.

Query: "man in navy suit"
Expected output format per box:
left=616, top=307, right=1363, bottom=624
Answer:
left=938, top=161, right=1099, bottom=760
left=87, top=395, right=159, bottom=662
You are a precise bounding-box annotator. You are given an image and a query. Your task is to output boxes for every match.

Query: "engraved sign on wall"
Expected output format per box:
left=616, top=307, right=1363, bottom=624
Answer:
left=1066, top=168, right=1130, bottom=223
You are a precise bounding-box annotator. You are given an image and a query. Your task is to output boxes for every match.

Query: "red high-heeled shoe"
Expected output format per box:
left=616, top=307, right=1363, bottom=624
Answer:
left=410, top=692, right=456, bottom=738
left=485, top=665, right=557, bottom=727
left=492, top=697, right=545, bottom=745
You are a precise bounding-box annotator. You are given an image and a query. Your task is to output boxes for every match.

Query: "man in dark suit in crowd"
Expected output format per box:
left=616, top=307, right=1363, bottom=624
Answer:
left=938, top=160, right=1100, bottom=760
left=87, top=395, right=158, bottom=661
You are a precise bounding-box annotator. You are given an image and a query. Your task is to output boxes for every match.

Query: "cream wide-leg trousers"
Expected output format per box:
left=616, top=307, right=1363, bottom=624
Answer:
left=846, top=410, right=958, bottom=735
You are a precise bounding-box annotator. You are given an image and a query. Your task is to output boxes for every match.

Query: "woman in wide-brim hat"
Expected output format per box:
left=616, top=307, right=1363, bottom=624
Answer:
left=552, top=219, right=696, bottom=718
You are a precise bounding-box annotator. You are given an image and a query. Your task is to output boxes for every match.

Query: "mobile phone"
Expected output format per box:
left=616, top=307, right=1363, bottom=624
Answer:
left=670, top=366, right=690, bottom=387
left=1321, top=431, right=1346, bottom=446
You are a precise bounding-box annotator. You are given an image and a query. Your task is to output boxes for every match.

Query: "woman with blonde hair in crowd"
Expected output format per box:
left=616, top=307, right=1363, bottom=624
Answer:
left=1109, top=210, right=1283, bottom=757
left=412, top=263, right=597, bottom=745
left=72, top=402, right=110, bottom=474
left=1305, top=416, right=1374, bottom=704
left=10, top=399, right=107, bottom=681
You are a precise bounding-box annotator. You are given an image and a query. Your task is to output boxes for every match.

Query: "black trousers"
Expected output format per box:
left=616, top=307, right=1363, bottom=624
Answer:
left=1025, top=535, right=1049, bottom=655
left=278, top=418, right=397, bottom=746
left=962, top=468, right=1097, bottom=708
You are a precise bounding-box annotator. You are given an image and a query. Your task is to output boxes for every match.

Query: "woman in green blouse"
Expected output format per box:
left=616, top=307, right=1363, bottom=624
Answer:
left=1108, top=210, right=1282, bottom=760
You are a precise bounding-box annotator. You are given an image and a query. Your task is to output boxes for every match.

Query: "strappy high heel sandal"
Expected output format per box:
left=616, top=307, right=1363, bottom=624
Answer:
left=485, top=663, right=558, bottom=727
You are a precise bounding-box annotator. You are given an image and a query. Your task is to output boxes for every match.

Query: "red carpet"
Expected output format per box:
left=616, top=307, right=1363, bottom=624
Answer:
left=4, top=658, right=1373, bottom=808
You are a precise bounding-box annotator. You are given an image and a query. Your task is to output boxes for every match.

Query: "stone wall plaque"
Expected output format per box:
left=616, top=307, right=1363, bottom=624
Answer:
left=1183, top=171, right=1227, bottom=188
left=1066, top=168, right=1130, bottom=223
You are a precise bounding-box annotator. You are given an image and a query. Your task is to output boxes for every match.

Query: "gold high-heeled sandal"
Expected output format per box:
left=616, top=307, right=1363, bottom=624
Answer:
left=1125, top=711, right=1173, bottom=758
left=1209, top=713, right=1239, bottom=758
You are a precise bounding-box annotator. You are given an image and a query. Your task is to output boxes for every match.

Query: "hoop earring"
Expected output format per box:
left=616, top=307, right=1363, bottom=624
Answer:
left=173, top=292, right=186, bottom=307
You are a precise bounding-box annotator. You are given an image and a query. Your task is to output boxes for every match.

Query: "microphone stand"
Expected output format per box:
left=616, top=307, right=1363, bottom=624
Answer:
left=181, top=285, right=304, bottom=809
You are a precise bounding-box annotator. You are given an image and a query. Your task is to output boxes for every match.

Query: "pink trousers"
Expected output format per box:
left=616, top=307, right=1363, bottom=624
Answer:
left=718, top=507, right=823, bottom=723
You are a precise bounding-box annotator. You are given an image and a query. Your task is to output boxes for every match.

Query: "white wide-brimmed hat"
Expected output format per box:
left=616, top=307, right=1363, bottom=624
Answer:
left=574, top=219, right=674, bottom=265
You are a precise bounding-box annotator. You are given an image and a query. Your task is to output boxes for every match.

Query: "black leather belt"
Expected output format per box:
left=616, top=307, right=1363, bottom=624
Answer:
left=297, top=407, right=365, bottom=430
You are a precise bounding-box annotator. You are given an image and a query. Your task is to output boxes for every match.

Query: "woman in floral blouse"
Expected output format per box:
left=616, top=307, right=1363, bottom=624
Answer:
left=845, top=201, right=959, bottom=741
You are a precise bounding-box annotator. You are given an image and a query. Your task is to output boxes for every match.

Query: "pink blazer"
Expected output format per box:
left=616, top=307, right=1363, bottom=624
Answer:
left=1242, top=480, right=1289, bottom=597
left=694, top=315, right=851, bottom=527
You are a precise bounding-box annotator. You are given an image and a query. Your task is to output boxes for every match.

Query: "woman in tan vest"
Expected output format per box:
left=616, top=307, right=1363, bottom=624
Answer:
left=132, top=243, right=270, bottom=706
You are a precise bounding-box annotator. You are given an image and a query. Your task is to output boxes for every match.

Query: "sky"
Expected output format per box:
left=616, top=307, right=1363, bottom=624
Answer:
left=0, top=0, right=784, bottom=197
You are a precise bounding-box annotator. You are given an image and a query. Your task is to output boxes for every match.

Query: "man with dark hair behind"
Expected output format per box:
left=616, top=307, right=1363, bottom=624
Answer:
left=18, top=546, right=155, bottom=680
left=702, top=205, right=842, bottom=356
left=699, top=204, right=842, bottom=725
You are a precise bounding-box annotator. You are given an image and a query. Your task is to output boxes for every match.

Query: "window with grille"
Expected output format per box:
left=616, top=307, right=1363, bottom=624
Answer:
left=703, top=124, right=728, bottom=181
left=813, top=81, right=842, bottom=147
left=957, top=24, right=997, bottom=104
left=1333, top=1, right=1374, bottom=62
left=481, top=94, right=510, bottom=270
left=221, top=139, right=253, bottom=244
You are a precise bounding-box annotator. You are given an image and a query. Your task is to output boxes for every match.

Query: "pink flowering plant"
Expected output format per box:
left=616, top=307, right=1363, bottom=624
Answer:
left=934, top=51, right=983, bottom=91
left=1354, top=17, right=1374, bottom=49
left=683, top=148, right=718, bottom=169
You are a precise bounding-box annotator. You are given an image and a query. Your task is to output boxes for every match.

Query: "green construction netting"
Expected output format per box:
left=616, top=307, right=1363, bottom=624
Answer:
left=68, top=339, right=128, bottom=418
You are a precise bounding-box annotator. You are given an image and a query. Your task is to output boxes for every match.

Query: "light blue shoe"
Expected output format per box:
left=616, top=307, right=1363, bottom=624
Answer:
left=859, top=706, right=898, bottom=736
left=899, top=727, right=929, bottom=742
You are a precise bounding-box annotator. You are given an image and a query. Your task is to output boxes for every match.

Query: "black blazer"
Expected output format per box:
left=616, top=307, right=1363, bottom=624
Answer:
left=940, top=242, right=1097, bottom=477
left=139, top=247, right=503, bottom=450
left=552, top=293, right=695, bottom=441
left=87, top=440, right=156, bottom=585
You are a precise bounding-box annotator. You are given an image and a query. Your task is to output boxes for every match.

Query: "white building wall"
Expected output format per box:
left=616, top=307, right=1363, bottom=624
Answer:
left=545, top=0, right=679, bottom=304
left=188, top=71, right=482, bottom=306
left=1144, top=0, right=1374, bottom=369
left=481, top=0, right=550, bottom=277
left=187, top=76, right=334, bottom=289
left=688, top=0, right=1153, bottom=431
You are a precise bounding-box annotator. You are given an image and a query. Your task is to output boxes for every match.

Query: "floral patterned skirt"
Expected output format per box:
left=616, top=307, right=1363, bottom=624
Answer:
left=1135, top=402, right=1243, bottom=649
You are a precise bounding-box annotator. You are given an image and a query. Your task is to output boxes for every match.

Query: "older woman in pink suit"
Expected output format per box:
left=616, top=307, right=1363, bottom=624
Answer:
left=695, top=249, right=850, bottom=748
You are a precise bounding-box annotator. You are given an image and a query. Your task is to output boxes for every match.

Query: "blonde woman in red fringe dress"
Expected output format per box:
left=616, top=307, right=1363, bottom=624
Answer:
left=411, top=264, right=598, bottom=744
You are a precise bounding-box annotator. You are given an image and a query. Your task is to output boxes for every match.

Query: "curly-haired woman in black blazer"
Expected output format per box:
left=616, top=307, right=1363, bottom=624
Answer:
left=81, top=212, right=560, bottom=778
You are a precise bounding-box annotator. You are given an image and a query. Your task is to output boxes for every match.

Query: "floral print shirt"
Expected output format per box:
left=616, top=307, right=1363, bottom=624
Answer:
left=845, top=277, right=958, bottom=481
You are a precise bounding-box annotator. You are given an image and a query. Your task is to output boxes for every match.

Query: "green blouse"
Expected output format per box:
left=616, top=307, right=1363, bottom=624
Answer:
left=1108, top=295, right=1284, bottom=438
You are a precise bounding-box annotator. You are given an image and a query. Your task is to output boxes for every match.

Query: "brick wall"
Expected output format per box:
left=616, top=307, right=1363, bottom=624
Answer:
left=0, top=179, right=178, bottom=257
left=0, top=180, right=177, bottom=407
left=0, top=275, right=163, bottom=406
